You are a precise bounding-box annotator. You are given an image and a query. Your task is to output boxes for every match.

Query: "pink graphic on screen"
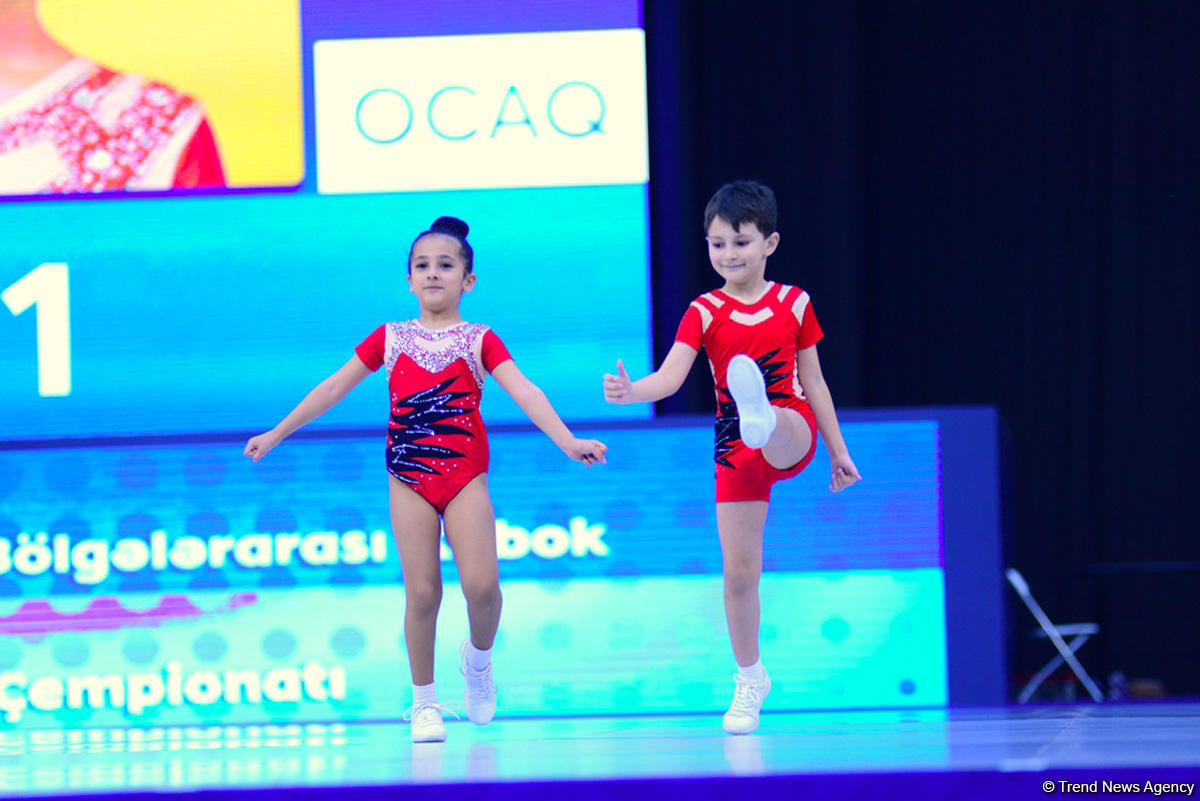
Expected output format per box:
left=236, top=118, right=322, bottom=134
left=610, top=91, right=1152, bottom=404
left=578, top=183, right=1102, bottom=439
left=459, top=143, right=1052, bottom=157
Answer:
left=0, top=592, right=257, bottom=642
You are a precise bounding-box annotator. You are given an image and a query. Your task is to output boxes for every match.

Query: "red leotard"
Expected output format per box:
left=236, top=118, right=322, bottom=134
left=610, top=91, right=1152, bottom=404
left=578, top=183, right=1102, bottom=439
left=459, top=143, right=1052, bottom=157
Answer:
left=355, top=320, right=511, bottom=513
left=675, top=282, right=824, bottom=502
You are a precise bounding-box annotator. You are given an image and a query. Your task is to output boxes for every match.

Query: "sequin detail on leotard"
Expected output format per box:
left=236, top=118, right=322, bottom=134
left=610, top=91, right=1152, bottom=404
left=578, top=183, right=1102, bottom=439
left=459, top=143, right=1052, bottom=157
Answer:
left=384, top=321, right=488, bottom=388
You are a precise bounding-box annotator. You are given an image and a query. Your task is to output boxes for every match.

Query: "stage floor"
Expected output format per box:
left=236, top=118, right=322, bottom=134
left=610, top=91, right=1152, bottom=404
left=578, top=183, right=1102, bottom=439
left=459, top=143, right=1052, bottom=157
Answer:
left=2, top=703, right=1198, bottom=798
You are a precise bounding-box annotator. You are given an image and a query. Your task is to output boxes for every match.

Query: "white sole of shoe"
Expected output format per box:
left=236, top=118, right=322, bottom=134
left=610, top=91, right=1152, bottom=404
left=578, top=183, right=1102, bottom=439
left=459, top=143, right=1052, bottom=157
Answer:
left=726, top=355, right=776, bottom=449
left=411, top=728, right=446, bottom=743
left=722, top=716, right=759, bottom=735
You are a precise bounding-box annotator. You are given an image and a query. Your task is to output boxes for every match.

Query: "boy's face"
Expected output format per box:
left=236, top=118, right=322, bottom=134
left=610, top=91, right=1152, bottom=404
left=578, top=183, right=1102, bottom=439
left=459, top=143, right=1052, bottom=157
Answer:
left=706, top=216, right=779, bottom=288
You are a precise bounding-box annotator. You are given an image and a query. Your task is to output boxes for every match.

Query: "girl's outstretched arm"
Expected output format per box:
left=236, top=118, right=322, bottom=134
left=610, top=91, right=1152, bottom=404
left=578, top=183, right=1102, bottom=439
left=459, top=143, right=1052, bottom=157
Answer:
left=244, top=356, right=371, bottom=462
left=796, top=345, right=861, bottom=492
left=603, top=342, right=698, bottom=404
left=491, top=360, right=607, bottom=465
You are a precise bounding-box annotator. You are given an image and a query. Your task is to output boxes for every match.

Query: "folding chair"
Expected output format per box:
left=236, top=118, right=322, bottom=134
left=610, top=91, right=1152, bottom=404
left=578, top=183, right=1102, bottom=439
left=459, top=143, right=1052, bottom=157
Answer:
left=1005, top=568, right=1103, bottom=703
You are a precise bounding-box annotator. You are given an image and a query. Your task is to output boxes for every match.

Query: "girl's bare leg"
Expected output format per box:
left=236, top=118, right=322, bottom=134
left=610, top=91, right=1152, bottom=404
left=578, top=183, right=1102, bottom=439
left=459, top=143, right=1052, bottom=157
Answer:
left=389, top=476, right=443, bottom=685
left=442, top=473, right=501, bottom=648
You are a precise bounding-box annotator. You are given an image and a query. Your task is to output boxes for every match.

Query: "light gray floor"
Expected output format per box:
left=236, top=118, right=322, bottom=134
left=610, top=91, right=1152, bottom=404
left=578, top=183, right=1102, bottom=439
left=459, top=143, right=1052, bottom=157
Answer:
left=1, top=704, right=1198, bottom=795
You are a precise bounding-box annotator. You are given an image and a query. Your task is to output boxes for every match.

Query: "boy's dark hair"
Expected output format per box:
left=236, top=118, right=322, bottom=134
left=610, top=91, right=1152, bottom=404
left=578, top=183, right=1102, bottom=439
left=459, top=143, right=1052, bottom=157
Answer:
left=703, top=180, right=777, bottom=236
left=409, top=216, right=474, bottom=273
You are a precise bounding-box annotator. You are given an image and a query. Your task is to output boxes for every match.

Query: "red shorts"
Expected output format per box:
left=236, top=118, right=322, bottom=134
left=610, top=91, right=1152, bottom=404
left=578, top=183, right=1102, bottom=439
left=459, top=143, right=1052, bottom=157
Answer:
left=715, top=402, right=818, bottom=503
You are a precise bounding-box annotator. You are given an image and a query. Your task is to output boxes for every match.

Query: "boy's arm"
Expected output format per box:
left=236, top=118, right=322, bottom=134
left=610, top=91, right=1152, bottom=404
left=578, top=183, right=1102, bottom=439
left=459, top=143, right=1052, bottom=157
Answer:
left=490, top=360, right=607, bottom=465
left=604, top=342, right=699, bottom=404
left=244, top=356, right=371, bottom=461
left=796, top=345, right=862, bottom=492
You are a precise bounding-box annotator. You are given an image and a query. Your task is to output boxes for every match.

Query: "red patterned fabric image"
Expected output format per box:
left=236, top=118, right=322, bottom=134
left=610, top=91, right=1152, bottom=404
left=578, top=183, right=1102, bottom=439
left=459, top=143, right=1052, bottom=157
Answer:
left=0, top=0, right=225, bottom=195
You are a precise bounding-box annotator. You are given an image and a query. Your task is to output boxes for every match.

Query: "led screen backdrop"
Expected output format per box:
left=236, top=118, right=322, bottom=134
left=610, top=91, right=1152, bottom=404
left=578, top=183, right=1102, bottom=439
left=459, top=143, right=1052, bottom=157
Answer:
left=0, top=0, right=651, bottom=440
left=0, top=415, right=955, bottom=727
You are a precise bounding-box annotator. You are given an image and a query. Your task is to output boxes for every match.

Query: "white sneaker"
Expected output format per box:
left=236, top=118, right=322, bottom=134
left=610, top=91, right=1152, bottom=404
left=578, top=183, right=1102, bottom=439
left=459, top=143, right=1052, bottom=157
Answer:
left=460, top=640, right=497, bottom=725
left=726, top=354, right=776, bottom=449
left=404, top=702, right=458, bottom=743
left=722, top=672, right=771, bottom=735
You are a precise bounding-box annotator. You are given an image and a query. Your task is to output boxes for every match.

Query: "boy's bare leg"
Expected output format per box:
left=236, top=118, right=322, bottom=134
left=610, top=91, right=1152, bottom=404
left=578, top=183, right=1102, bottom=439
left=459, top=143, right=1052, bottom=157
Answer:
left=389, top=476, right=443, bottom=686
left=716, top=500, right=769, bottom=666
left=717, top=499, right=774, bottom=734
left=761, top=406, right=814, bottom=470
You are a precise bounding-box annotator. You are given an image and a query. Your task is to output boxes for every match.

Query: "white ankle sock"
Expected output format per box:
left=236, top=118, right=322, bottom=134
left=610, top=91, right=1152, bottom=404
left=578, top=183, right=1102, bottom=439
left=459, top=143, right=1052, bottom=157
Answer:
left=465, top=641, right=492, bottom=671
left=738, top=660, right=767, bottom=683
left=413, top=682, right=437, bottom=706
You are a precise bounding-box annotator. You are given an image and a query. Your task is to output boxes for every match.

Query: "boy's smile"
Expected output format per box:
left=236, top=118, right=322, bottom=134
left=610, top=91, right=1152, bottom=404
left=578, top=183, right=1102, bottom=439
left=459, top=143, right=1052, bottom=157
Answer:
left=706, top=216, right=779, bottom=294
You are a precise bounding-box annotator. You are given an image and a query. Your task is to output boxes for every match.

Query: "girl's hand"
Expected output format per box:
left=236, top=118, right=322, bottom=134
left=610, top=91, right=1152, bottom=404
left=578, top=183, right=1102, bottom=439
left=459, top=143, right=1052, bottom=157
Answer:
left=565, top=438, right=608, bottom=466
left=244, top=430, right=281, bottom=462
left=603, top=359, right=634, bottom=404
left=829, top=453, right=862, bottom=492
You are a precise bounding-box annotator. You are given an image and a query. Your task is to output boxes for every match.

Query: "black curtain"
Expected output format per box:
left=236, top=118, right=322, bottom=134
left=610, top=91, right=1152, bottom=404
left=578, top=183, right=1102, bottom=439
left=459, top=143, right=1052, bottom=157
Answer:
left=646, top=0, right=1199, bottom=696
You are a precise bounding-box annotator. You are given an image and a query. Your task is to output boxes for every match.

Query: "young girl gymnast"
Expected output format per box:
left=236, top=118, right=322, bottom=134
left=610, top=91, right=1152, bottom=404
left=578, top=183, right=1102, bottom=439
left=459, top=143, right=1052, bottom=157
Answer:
left=603, top=181, right=861, bottom=734
left=245, top=216, right=608, bottom=742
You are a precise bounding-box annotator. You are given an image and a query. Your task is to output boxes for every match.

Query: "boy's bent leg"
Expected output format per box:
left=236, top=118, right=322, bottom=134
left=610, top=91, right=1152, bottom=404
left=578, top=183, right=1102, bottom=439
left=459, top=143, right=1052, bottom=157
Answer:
left=726, top=355, right=814, bottom=469
left=389, top=477, right=444, bottom=686
left=761, top=406, right=814, bottom=471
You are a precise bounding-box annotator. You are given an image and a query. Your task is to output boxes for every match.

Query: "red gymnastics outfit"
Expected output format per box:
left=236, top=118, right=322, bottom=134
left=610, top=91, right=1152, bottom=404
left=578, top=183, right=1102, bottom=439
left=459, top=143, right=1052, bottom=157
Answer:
left=356, top=320, right=512, bottom=513
left=675, top=282, right=824, bottom=503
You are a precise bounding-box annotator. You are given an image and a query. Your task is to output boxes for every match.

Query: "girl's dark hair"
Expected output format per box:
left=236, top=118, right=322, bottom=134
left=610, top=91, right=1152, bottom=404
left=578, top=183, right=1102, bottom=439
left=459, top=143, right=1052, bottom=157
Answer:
left=703, top=180, right=777, bottom=236
left=409, top=216, right=474, bottom=272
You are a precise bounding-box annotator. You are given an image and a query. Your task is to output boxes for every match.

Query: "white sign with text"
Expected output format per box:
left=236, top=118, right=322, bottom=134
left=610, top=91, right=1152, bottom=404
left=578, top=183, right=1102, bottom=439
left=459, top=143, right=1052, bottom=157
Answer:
left=314, top=29, right=649, bottom=193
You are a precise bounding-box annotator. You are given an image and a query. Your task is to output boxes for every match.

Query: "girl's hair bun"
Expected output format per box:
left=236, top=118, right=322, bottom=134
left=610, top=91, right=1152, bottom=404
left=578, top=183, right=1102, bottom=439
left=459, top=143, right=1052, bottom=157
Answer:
left=430, top=216, right=469, bottom=239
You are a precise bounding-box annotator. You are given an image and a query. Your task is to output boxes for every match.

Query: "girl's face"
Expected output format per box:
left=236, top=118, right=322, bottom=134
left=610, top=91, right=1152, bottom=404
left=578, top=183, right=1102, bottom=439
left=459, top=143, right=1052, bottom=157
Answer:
left=408, top=233, right=475, bottom=312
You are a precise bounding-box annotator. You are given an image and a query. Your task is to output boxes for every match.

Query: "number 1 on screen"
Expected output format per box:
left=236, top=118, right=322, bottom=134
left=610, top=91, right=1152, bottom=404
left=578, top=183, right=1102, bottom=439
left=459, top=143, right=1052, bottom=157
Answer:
left=2, top=263, right=72, bottom=397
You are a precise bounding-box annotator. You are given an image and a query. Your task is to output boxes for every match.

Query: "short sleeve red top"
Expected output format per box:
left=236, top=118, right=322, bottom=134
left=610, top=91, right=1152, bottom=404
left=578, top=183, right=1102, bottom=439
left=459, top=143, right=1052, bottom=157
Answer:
left=674, top=282, right=823, bottom=411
